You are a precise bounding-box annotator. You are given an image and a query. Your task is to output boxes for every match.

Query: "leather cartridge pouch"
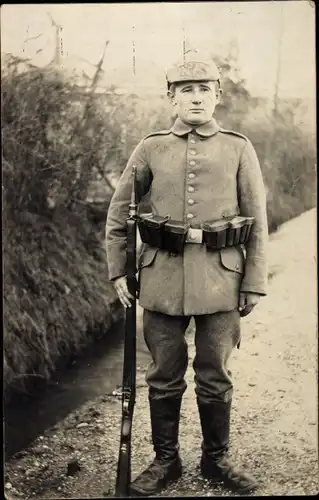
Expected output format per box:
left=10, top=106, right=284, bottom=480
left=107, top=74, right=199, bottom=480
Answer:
left=227, top=216, right=247, bottom=246
left=138, top=213, right=170, bottom=249
left=240, top=216, right=255, bottom=243
left=201, top=220, right=229, bottom=250
left=163, top=219, right=190, bottom=254
left=202, top=215, right=256, bottom=250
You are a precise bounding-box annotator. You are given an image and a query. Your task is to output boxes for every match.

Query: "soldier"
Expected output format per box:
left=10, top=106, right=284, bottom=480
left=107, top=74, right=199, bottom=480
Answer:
left=105, top=51, right=268, bottom=496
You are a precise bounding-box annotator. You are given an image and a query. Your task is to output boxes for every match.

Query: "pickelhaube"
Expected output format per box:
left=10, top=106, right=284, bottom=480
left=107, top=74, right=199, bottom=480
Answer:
left=166, top=49, right=220, bottom=85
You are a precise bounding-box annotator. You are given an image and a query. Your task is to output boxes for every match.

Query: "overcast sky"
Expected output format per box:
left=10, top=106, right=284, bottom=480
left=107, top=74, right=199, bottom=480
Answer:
left=1, top=2, right=316, bottom=98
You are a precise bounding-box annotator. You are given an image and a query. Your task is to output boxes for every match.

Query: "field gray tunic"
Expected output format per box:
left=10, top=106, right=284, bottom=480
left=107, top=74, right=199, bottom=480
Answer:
left=105, top=117, right=268, bottom=316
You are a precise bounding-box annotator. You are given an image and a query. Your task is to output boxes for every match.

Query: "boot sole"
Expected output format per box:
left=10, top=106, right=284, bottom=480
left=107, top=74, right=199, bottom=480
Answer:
left=129, top=467, right=183, bottom=497
left=203, top=480, right=258, bottom=495
left=201, top=470, right=258, bottom=495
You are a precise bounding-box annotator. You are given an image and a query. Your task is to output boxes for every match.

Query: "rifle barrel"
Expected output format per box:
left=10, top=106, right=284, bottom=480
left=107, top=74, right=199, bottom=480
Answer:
left=115, top=165, right=138, bottom=497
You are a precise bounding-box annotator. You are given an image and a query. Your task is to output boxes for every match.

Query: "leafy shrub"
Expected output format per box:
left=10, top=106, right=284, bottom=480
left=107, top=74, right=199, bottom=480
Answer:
left=2, top=58, right=121, bottom=396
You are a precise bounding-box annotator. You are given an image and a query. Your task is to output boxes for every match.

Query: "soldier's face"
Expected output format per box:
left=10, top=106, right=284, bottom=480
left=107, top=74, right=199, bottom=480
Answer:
left=169, top=81, right=221, bottom=125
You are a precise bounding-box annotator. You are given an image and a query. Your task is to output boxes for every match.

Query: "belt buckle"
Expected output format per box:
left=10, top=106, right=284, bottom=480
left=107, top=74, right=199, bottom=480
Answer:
left=186, top=228, right=203, bottom=244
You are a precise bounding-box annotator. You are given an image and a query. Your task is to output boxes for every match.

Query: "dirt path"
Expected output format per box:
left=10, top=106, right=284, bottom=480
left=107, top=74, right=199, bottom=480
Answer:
left=4, top=209, right=318, bottom=498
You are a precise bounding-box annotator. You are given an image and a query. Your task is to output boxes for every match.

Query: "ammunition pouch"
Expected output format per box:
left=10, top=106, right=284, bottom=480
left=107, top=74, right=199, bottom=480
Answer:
left=163, top=219, right=190, bottom=254
left=137, top=213, right=255, bottom=253
left=137, top=213, right=171, bottom=250
left=137, top=213, right=189, bottom=254
left=202, top=216, right=255, bottom=250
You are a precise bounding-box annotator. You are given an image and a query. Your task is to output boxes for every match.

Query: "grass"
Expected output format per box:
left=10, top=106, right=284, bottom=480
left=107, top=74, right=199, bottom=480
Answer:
left=3, top=205, right=119, bottom=399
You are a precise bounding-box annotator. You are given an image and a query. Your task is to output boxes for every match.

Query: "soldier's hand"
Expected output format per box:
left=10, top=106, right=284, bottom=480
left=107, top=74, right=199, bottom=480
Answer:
left=238, top=292, right=260, bottom=317
left=113, top=276, right=135, bottom=308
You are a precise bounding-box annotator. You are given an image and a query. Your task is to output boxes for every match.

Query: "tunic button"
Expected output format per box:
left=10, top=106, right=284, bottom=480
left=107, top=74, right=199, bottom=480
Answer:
left=188, top=199, right=194, bottom=205
left=187, top=213, right=194, bottom=219
left=188, top=186, right=195, bottom=192
left=235, top=265, right=239, bottom=270
left=190, top=150, right=196, bottom=155
left=190, top=138, right=196, bottom=144
left=189, top=160, right=196, bottom=166
left=188, top=173, right=195, bottom=179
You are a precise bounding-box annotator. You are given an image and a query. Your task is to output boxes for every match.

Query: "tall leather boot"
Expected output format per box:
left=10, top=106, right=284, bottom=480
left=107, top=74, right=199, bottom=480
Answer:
left=198, top=399, right=258, bottom=494
left=129, top=397, right=183, bottom=497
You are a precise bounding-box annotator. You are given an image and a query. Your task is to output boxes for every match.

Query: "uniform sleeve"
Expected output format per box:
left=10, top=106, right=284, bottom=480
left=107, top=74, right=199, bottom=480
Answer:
left=105, top=139, right=152, bottom=281
left=237, top=139, right=268, bottom=295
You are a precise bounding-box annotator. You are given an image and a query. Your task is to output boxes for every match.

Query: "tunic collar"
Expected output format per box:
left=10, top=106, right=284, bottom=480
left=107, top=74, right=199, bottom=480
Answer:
left=171, top=117, right=220, bottom=138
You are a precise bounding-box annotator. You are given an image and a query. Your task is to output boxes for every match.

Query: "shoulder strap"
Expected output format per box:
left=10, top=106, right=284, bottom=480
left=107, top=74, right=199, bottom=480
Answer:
left=219, top=128, right=248, bottom=141
left=143, top=129, right=172, bottom=140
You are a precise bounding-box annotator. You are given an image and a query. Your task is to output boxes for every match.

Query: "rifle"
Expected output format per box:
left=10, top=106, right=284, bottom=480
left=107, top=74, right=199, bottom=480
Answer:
left=115, top=165, right=138, bottom=497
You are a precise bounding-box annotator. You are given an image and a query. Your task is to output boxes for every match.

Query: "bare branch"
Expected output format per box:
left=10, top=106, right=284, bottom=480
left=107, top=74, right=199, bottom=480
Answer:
left=94, top=163, right=116, bottom=193
left=90, top=40, right=110, bottom=89
left=289, top=176, right=301, bottom=196
left=47, top=11, right=62, bottom=28
left=23, top=33, right=43, bottom=44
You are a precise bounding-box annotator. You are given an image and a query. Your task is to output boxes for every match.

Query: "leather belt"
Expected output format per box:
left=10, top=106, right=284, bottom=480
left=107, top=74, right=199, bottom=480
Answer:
left=137, top=213, right=255, bottom=254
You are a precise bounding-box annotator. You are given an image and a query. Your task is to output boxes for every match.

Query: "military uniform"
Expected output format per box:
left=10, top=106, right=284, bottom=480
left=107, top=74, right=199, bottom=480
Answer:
left=106, top=54, right=268, bottom=496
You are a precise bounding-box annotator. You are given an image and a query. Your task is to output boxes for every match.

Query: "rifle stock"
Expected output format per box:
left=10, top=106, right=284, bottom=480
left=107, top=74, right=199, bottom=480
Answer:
left=115, top=166, right=138, bottom=497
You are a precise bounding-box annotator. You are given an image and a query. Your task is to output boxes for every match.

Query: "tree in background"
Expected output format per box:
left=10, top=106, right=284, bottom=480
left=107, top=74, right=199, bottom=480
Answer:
left=213, top=47, right=251, bottom=131
left=209, top=47, right=316, bottom=232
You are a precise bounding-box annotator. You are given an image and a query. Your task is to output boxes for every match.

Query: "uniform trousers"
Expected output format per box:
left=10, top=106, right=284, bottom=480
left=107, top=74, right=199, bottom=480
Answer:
left=143, top=308, right=241, bottom=404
